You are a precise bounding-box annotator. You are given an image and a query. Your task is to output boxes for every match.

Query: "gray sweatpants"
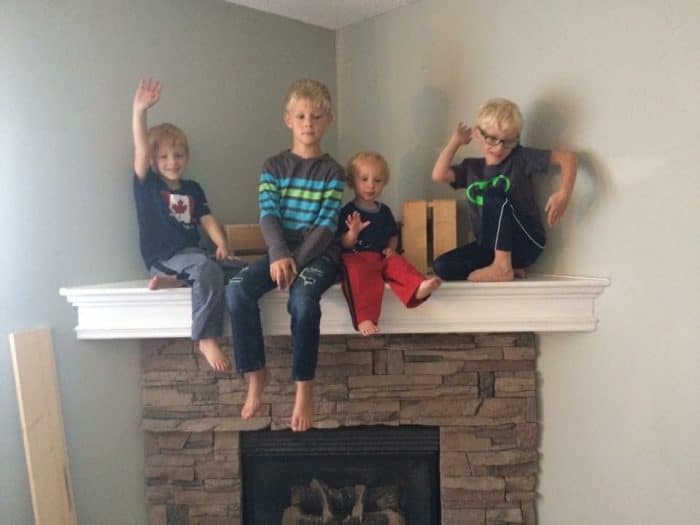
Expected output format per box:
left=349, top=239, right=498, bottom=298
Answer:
left=150, top=247, right=224, bottom=341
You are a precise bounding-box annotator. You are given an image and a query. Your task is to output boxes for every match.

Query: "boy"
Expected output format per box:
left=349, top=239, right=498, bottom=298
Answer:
left=339, top=152, right=441, bottom=336
left=132, top=78, right=231, bottom=371
left=431, top=98, right=577, bottom=282
left=226, top=79, right=344, bottom=432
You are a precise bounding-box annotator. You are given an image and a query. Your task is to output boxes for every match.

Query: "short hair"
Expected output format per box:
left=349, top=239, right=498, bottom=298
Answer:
left=285, top=79, right=332, bottom=113
left=148, top=123, right=189, bottom=160
left=476, top=98, right=524, bottom=135
left=346, top=152, right=390, bottom=186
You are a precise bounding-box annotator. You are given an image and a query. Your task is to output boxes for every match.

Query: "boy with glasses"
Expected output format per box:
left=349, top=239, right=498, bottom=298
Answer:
left=431, top=98, right=577, bottom=282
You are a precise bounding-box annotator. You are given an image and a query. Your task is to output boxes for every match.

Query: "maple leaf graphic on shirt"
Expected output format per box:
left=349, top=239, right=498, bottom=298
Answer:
left=169, top=195, right=192, bottom=224
left=172, top=199, right=188, bottom=214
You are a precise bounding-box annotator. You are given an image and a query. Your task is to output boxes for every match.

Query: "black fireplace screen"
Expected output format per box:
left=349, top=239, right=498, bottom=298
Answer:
left=240, top=426, right=440, bottom=525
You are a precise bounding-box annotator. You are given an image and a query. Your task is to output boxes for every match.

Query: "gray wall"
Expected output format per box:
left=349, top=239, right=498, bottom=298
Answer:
left=337, top=1, right=700, bottom=524
left=1, top=1, right=336, bottom=522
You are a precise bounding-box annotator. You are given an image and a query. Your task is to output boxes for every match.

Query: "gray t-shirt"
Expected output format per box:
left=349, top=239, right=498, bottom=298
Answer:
left=451, top=146, right=551, bottom=241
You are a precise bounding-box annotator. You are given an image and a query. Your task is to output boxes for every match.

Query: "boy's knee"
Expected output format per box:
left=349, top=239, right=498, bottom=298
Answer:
left=432, top=254, right=449, bottom=279
left=288, top=293, right=321, bottom=321
left=225, top=280, right=247, bottom=311
left=199, top=259, right=224, bottom=286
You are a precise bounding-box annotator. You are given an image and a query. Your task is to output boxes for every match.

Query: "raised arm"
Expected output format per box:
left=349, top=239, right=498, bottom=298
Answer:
left=544, top=149, right=577, bottom=226
left=132, top=78, right=161, bottom=179
left=432, top=122, right=472, bottom=184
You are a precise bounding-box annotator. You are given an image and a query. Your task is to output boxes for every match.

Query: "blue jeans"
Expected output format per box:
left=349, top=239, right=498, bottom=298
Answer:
left=226, top=254, right=338, bottom=381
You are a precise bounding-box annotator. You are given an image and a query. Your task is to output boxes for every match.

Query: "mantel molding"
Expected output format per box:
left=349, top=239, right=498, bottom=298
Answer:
left=59, top=274, right=609, bottom=339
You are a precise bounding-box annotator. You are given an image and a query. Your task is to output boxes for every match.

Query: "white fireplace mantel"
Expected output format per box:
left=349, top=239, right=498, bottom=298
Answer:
left=59, top=274, right=609, bottom=339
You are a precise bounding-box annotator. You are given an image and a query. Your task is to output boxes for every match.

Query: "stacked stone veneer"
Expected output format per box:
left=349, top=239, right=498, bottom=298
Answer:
left=142, top=333, right=538, bottom=525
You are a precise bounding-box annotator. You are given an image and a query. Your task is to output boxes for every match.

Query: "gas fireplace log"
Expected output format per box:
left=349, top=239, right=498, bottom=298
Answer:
left=291, top=480, right=367, bottom=516
left=282, top=506, right=323, bottom=525
left=286, top=480, right=403, bottom=525
left=309, top=479, right=334, bottom=523
left=364, top=510, right=406, bottom=525
left=368, top=485, right=401, bottom=511
left=349, top=484, right=365, bottom=520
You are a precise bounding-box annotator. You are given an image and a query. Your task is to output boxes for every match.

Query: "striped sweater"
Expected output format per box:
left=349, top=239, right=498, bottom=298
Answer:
left=259, top=150, right=345, bottom=266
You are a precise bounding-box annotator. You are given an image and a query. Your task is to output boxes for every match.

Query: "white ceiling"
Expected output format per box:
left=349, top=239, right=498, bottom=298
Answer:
left=225, top=0, right=420, bottom=30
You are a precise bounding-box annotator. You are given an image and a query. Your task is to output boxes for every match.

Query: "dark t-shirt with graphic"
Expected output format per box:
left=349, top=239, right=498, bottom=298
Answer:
left=338, top=201, right=398, bottom=253
left=450, top=146, right=551, bottom=241
left=133, top=168, right=211, bottom=268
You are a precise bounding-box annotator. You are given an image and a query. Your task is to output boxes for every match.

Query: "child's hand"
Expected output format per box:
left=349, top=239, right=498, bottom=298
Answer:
left=345, top=211, right=370, bottom=236
left=214, top=245, right=230, bottom=261
left=382, top=247, right=396, bottom=258
left=545, top=190, right=570, bottom=226
left=450, top=122, right=472, bottom=147
left=133, top=78, right=161, bottom=112
left=270, top=257, right=298, bottom=291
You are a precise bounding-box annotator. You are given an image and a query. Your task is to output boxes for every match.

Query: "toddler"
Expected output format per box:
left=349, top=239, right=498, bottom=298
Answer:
left=339, top=152, right=441, bottom=336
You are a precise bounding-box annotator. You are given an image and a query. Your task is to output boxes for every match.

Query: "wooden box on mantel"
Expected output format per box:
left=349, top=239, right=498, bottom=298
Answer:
left=402, top=199, right=457, bottom=274
left=225, top=224, right=266, bottom=263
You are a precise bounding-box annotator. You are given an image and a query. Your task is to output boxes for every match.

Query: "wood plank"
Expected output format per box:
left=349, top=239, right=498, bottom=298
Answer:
left=401, top=200, right=428, bottom=274
left=431, top=199, right=457, bottom=261
left=9, top=328, right=77, bottom=525
left=224, top=224, right=267, bottom=255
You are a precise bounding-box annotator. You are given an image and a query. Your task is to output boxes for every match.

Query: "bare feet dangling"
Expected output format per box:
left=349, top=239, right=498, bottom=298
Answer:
left=198, top=339, right=231, bottom=372
left=514, top=268, right=527, bottom=279
left=291, top=380, right=314, bottom=432
left=148, top=274, right=185, bottom=290
left=357, top=320, right=379, bottom=336
left=415, top=276, right=442, bottom=300
left=241, top=368, right=268, bottom=419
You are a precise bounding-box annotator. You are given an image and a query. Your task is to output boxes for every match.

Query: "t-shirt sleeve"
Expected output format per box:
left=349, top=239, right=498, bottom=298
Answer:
left=449, top=159, right=471, bottom=189
left=190, top=181, right=212, bottom=220
left=521, top=147, right=552, bottom=176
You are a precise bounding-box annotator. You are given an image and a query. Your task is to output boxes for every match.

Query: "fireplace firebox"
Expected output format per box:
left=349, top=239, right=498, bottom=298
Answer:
left=240, top=426, right=440, bottom=525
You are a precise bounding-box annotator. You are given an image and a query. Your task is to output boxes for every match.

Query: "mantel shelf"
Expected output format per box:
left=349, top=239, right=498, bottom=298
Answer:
left=59, top=274, right=609, bottom=339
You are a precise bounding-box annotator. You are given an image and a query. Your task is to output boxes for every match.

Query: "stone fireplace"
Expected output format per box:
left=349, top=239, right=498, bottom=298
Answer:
left=141, top=333, right=538, bottom=525
left=60, top=275, right=607, bottom=525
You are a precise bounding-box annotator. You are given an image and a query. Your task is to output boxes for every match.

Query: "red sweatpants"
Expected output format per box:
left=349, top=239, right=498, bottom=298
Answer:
left=341, top=251, right=427, bottom=329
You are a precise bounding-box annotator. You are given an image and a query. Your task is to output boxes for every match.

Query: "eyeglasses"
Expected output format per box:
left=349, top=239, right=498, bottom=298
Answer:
left=478, top=128, right=519, bottom=149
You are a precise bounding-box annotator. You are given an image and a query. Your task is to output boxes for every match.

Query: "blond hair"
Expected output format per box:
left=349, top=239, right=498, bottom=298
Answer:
left=346, top=152, right=390, bottom=186
left=285, top=79, right=332, bottom=113
left=476, top=98, right=524, bottom=135
left=148, top=123, right=189, bottom=160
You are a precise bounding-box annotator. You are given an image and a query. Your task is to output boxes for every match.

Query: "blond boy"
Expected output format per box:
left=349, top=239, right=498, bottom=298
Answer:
left=132, top=78, right=231, bottom=371
left=226, top=79, right=344, bottom=432
left=432, top=98, right=577, bottom=281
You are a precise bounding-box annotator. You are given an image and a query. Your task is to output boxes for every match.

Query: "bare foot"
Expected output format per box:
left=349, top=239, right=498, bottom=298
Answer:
left=467, top=263, right=515, bottom=282
left=415, top=276, right=442, bottom=300
left=514, top=268, right=527, bottom=279
left=291, top=380, right=314, bottom=432
left=148, top=274, right=185, bottom=290
left=357, top=320, right=379, bottom=336
left=198, top=339, right=231, bottom=372
left=241, top=368, right=268, bottom=419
